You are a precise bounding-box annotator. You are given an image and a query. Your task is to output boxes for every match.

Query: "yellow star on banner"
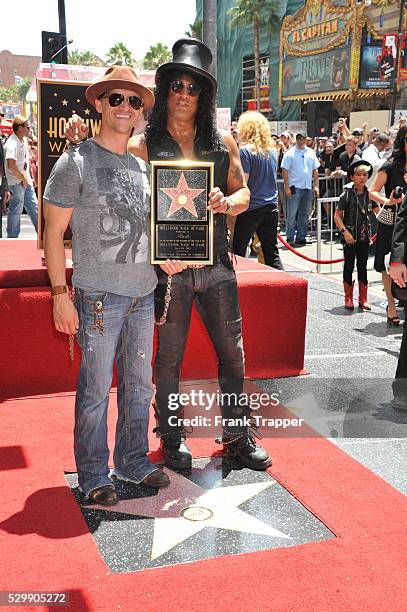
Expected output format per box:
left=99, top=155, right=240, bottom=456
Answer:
left=160, top=172, right=205, bottom=218
left=62, top=99, right=68, bottom=106
left=84, top=108, right=90, bottom=115
left=53, top=92, right=58, bottom=97
left=76, top=98, right=81, bottom=103
left=49, top=106, right=53, bottom=110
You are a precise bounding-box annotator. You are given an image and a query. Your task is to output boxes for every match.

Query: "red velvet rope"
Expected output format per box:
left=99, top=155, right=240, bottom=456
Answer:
left=276, top=233, right=377, bottom=265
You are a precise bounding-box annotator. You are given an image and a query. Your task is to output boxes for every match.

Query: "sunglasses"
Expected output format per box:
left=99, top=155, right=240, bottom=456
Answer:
left=100, top=92, right=143, bottom=110
left=170, top=80, right=201, bottom=97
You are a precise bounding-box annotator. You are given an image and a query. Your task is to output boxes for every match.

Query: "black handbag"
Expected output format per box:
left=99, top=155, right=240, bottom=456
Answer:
left=391, top=280, right=407, bottom=303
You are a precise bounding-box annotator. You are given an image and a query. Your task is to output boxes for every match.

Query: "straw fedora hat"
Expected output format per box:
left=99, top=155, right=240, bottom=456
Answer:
left=85, top=65, right=154, bottom=110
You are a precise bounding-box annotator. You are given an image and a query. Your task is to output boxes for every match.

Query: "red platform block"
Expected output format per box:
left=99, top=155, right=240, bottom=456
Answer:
left=0, top=244, right=307, bottom=398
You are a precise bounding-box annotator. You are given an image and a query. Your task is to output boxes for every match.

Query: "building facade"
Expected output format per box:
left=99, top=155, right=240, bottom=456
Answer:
left=0, top=50, right=41, bottom=88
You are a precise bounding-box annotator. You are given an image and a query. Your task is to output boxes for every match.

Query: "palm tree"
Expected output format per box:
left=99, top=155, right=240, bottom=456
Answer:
left=229, top=0, right=279, bottom=112
left=68, top=49, right=103, bottom=66
left=143, top=43, right=171, bottom=70
left=106, top=42, right=134, bottom=66
left=185, top=18, right=202, bottom=39
left=17, top=77, right=32, bottom=102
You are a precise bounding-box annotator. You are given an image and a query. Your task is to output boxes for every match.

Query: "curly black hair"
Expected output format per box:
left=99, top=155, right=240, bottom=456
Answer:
left=145, top=69, right=223, bottom=151
left=391, top=125, right=407, bottom=172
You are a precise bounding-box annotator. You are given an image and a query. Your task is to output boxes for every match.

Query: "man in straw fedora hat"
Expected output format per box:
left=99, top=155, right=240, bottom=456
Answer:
left=44, top=66, right=170, bottom=507
left=67, top=39, right=272, bottom=473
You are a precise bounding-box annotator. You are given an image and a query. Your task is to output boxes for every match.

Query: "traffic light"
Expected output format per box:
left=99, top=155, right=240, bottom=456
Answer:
left=41, top=31, right=68, bottom=64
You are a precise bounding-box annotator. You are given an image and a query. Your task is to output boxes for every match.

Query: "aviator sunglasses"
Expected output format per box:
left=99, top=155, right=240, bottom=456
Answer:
left=170, top=80, right=202, bottom=97
left=100, top=92, right=143, bottom=110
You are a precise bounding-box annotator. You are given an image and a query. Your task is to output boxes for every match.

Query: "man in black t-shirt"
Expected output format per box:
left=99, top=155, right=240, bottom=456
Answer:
left=335, top=136, right=361, bottom=176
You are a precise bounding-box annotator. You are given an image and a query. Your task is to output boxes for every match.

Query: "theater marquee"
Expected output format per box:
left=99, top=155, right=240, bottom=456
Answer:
left=280, top=0, right=405, bottom=103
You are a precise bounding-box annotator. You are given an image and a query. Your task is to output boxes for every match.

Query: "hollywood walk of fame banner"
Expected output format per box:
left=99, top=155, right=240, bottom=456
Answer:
left=37, top=78, right=101, bottom=248
left=150, top=160, right=214, bottom=264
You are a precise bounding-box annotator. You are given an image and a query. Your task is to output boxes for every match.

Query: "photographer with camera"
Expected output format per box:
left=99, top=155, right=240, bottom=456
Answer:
left=369, top=126, right=407, bottom=326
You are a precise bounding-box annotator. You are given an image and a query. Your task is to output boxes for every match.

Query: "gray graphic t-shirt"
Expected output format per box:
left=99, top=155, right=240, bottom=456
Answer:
left=44, top=139, right=157, bottom=297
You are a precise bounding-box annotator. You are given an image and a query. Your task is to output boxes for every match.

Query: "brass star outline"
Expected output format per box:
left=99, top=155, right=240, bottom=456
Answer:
left=160, top=171, right=205, bottom=218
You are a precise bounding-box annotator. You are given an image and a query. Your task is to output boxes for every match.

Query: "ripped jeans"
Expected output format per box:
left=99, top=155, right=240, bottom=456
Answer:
left=154, top=259, right=247, bottom=437
left=74, top=288, right=156, bottom=496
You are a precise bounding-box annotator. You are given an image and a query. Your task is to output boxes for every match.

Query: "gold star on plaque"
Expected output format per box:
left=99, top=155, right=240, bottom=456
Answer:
left=84, top=108, right=91, bottom=115
left=160, top=172, right=205, bottom=218
left=62, top=99, right=68, bottom=106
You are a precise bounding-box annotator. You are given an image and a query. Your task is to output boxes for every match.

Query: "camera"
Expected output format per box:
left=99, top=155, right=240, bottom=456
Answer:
left=393, top=186, right=404, bottom=199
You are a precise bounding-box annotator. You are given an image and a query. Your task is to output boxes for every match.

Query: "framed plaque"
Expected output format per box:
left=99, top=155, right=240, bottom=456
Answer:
left=150, top=160, right=214, bottom=264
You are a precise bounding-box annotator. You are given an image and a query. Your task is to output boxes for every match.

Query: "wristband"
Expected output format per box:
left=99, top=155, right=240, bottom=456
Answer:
left=340, top=228, right=347, bottom=234
left=50, top=285, right=68, bottom=296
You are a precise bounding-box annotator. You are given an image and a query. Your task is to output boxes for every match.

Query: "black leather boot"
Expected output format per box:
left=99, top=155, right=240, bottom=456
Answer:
left=158, top=430, right=193, bottom=469
left=153, top=397, right=193, bottom=469
left=220, top=432, right=272, bottom=471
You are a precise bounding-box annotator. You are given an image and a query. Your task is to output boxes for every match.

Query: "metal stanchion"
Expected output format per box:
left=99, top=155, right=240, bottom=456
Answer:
left=330, top=200, right=334, bottom=273
left=316, top=197, right=322, bottom=274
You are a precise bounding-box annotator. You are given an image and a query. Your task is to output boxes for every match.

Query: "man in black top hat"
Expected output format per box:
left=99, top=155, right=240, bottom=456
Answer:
left=66, top=39, right=272, bottom=472
left=131, top=38, right=272, bottom=471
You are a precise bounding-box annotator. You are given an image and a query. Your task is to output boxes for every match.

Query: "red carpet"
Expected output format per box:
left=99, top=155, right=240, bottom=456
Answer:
left=0, top=241, right=307, bottom=398
left=0, top=381, right=406, bottom=610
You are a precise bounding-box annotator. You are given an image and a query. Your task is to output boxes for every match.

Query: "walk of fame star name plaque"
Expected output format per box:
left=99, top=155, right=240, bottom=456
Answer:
left=150, top=160, right=214, bottom=264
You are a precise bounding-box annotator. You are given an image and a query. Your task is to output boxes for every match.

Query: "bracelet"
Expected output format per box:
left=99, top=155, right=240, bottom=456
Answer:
left=224, top=198, right=234, bottom=214
left=50, top=285, right=68, bottom=296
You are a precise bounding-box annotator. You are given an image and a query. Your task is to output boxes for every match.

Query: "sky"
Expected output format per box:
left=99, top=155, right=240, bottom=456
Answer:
left=1, top=0, right=197, bottom=62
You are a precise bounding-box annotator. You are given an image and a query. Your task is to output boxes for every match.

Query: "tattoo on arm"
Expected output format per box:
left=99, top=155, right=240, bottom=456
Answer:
left=231, top=163, right=245, bottom=184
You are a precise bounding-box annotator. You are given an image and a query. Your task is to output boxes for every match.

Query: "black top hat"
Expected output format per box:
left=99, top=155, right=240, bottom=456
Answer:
left=155, top=38, right=217, bottom=93
left=347, top=159, right=373, bottom=179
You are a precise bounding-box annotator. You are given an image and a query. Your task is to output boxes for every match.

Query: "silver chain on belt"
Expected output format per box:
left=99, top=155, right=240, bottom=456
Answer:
left=154, top=275, right=172, bottom=326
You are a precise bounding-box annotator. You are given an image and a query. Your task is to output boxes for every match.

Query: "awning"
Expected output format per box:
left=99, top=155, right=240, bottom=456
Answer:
left=282, top=89, right=392, bottom=102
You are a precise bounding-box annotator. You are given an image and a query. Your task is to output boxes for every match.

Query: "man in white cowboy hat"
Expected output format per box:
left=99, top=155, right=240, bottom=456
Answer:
left=43, top=66, right=170, bottom=507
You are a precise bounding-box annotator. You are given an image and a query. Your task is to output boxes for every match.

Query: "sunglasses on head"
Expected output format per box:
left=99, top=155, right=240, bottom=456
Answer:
left=170, top=80, right=201, bottom=97
left=100, top=92, right=143, bottom=110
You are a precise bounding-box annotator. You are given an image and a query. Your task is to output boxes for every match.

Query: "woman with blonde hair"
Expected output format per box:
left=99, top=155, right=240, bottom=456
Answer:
left=232, top=111, right=283, bottom=269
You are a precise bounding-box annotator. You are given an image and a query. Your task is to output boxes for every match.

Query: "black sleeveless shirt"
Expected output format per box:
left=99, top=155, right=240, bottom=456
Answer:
left=146, top=131, right=230, bottom=256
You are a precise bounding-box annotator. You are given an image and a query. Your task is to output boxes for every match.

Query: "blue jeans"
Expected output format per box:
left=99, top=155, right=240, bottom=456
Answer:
left=74, top=288, right=156, bottom=496
left=154, top=259, right=247, bottom=437
left=7, top=182, right=38, bottom=238
left=285, top=188, right=313, bottom=242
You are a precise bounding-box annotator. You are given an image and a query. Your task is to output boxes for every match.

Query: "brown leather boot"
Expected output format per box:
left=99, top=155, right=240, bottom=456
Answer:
left=358, top=282, right=371, bottom=310
left=343, top=281, right=354, bottom=310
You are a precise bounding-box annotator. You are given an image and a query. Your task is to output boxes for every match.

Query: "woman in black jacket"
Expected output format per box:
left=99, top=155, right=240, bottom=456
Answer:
left=369, top=126, right=407, bottom=325
left=389, top=193, right=407, bottom=410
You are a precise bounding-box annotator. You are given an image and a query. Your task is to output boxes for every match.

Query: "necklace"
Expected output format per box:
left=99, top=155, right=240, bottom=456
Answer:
left=110, top=150, right=132, bottom=183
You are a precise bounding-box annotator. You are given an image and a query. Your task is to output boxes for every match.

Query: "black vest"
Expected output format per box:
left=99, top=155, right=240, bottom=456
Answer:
left=146, top=131, right=230, bottom=256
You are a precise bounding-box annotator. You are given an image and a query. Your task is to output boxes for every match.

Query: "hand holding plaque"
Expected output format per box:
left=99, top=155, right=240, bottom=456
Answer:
left=150, top=160, right=214, bottom=264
